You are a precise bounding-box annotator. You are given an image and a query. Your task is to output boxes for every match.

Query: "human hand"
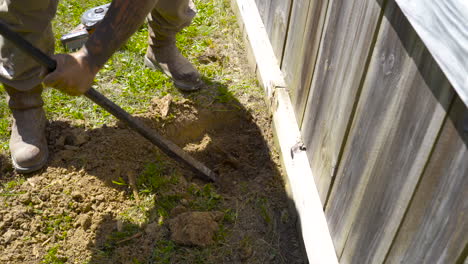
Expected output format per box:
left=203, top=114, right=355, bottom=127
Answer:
left=43, top=48, right=99, bottom=96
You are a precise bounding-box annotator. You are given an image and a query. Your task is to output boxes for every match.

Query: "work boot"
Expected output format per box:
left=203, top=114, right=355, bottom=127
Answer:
left=145, top=35, right=203, bottom=92
left=5, top=85, right=48, bottom=173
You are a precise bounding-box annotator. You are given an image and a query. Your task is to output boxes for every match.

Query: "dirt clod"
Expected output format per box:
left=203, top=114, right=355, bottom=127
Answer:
left=76, top=214, right=92, bottom=230
left=150, top=94, right=173, bottom=118
left=71, top=191, right=84, bottom=202
left=169, top=211, right=223, bottom=247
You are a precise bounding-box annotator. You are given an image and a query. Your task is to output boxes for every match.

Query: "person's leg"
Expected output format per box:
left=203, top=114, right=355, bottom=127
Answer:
left=145, top=0, right=203, bottom=91
left=4, top=84, right=48, bottom=173
left=0, top=0, right=58, bottom=173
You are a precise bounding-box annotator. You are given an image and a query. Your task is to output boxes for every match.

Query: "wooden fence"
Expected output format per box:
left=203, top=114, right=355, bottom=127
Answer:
left=252, top=0, right=468, bottom=263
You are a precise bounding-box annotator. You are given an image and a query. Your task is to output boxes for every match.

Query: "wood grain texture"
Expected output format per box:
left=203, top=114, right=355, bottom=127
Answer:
left=264, top=0, right=291, bottom=63
left=395, top=0, right=468, bottom=107
left=254, top=0, right=271, bottom=26
left=280, top=0, right=311, bottom=117
left=300, top=0, right=383, bottom=203
left=325, top=2, right=454, bottom=263
left=280, top=0, right=310, bottom=76
left=283, top=0, right=329, bottom=125
left=384, top=97, right=468, bottom=264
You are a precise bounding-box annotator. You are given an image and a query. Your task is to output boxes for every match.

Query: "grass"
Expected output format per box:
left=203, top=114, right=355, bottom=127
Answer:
left=0, top=89, right=9, bottom=151
left=0, top=0, right=256, bottom=153
left=0, top=0, right=266, bottom=262
left=42, top=245, right=67, bottom=264
left=151, top=240, right=177, bottom=264
left=0, top=177, right=25, bottom=199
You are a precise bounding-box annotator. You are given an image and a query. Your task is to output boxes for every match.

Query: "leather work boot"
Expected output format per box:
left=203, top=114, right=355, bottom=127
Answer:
left=145, top=35, right=203, bottom=92
left=5, top=85, right=48, bottom=173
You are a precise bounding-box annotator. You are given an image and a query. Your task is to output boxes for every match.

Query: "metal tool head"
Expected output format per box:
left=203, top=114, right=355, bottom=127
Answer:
left=81, top=3, right=111, bottom=29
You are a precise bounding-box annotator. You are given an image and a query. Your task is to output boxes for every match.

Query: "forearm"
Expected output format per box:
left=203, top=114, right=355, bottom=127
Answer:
left=84, top=0, right=158, bottom=73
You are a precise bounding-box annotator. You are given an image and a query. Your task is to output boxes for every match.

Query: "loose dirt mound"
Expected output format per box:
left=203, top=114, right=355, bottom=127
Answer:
left=0, top=93, right=305, bottom=263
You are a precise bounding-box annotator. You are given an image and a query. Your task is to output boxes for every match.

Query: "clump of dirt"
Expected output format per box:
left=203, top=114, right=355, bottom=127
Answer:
left=169, top=211, right=224, bottom=246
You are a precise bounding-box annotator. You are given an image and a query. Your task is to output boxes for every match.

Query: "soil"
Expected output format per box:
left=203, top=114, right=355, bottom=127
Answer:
left=0, top=90, right=306, bottom=263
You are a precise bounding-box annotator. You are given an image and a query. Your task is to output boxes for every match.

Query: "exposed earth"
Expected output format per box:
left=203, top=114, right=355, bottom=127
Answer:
left=0, top=86, right=305, bottom=263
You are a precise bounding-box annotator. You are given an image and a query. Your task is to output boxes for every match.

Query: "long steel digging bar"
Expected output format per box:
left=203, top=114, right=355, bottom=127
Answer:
left=0, top=21, right=217, bottom=182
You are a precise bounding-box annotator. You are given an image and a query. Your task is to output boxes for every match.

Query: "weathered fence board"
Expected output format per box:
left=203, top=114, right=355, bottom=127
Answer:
left=384, top=97, right=468, bottom=264
left=284, top=0, right=329, bottom=124
left=264, top=0, right=292, bottom=63
left=325, top=2, right=454, bottom=263
left=281, top=0, right=311, bottom=85
left=300, top=0, right=384, bottom=203
left=395, top=0, right=468, bottom=107
left=254, top=0, right=270, bottom=25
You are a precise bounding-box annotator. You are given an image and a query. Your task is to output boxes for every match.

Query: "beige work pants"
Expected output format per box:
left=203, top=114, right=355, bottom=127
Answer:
left=0, top=0, right=196, bottom=92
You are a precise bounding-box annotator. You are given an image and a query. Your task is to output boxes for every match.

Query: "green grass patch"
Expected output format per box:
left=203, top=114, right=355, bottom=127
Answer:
left=41, top=212, right=74, bottom=240
left=0, top=178, right=26, bottom=197
left=150, top=240, right=177, bottom=264
left=188, top=183, right=222, bottom=211
left=137, top=161, right=178, bottom=194
left=42, top=245, right=67, bottom=264
left=0, top=87, right=9, bottom=151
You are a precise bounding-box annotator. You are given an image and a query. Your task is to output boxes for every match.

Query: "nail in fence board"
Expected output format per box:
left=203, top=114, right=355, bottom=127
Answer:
left=281, top=0, right=329, bottom=124
left=325, top=2, right=454, bottom=263
left=300, top=0, right=383, bottom=203
left=385, top=97, right=468, bottom=264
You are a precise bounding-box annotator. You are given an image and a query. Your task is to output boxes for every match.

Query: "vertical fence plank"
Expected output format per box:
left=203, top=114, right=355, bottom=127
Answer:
left=384, top=98, right=468, bottom=264
left=281, top=0, right=329, bottom=123
left=265, top=0, right=292, bottom=63
left=300, top=0, right=384, bottom=203
left=325, top=2, right=454, bottom=263
left=254, top=0, right=271, bottom=26
left=281, top=0, right=311, bottom=82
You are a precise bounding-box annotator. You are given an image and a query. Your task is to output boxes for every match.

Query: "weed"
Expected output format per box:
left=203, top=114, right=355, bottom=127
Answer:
left=112, top=177, right=128, bottom=186
left=0, top=178, right=26, bottom=197
left=42, top=245, right=67, bottom=264
left=0, top=88, right=9, bottom=151
left=188, top=183, right=222, bottom=211
left=41, top=213, right=74, bottom=240
left=150, top=240, right=177, bottom=264
left=222, top=208, right=237, bottom=223
left=119, top=194, right=155, bottom=225
left=155, top=193, right=182, bottom=218
left=137, top=161, right=178, bottom=194
left=97, top=222, right=141, bottom=257
left=2, top=178, right=24, bottom=190
left=257, top=197, right=272, bottom=224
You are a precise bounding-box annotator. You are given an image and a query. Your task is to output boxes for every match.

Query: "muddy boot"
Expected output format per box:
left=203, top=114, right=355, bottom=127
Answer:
left=145, top=34, right=203, bottom=92
left=5, top=85, right=48, bottom=173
